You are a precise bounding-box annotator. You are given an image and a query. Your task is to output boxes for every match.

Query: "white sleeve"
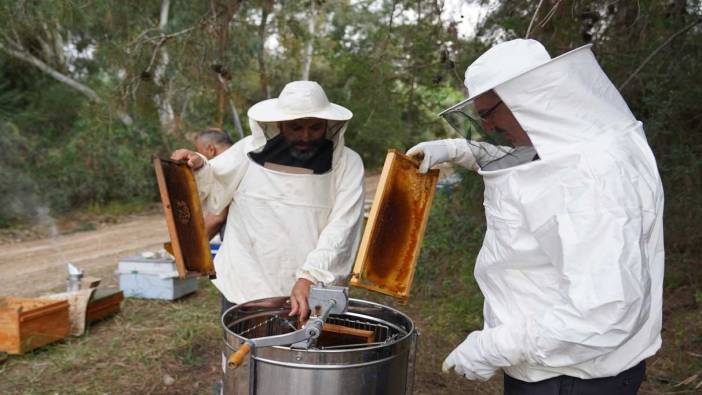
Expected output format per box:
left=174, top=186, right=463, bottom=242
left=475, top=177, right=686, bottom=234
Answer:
left=194, top=140, right=249, bottom=215
left=296, top=150, right=365, bottom=284
left=470, top=207, right=652, bottom=368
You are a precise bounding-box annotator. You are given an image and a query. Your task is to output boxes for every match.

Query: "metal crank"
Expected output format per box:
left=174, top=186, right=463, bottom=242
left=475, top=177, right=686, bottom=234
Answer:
left=227, top=284, right=349, bottom=369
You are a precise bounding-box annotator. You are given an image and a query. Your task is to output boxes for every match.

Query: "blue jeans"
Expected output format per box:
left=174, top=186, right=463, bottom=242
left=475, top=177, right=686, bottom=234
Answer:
left=504, top=361, right=645, bottom=395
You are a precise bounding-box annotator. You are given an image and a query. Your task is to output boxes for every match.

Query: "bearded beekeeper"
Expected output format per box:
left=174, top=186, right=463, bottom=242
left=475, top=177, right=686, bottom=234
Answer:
left=408, top=39, right=664, bottom=394
left=172, top=81, right=364, bottom=320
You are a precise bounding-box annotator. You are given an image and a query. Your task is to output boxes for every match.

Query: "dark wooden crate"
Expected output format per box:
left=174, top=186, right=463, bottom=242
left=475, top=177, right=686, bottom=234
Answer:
left=86, top=288, right=124, bottom=324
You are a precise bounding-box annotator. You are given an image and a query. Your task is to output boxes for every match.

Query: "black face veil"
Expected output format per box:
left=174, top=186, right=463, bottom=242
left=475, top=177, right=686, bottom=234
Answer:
left=439, top=97, right=538, bottom=171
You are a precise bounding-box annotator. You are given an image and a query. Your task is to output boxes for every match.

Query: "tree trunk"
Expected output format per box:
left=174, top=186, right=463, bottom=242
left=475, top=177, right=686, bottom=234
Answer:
left=258, top=0, right=273, bottom=98
left=301, top=0, right=316, bottom=80
left=211, top=0, right=240, bottom=126
left=154, top=0, right=176, bottom=132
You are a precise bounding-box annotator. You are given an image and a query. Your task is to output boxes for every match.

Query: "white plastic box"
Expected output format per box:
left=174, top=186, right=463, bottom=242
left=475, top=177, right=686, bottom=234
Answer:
left=117, top=256, right=198, bottom=300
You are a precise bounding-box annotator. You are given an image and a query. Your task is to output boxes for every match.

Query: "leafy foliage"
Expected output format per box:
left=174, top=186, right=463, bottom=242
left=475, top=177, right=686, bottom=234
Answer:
left=0, top=0, right=474, bottom=225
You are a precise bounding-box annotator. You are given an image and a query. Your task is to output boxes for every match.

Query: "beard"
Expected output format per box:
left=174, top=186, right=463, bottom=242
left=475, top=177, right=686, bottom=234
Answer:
left=289, top=141, right=324, bottom=160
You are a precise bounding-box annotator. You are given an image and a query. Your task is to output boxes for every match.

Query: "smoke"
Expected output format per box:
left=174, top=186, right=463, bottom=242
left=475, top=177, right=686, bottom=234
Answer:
left=0, top=166, right=63, bottom=250
left=34, top=205, right=58, bottom=238
left=35, top=204, right=69, bottom=264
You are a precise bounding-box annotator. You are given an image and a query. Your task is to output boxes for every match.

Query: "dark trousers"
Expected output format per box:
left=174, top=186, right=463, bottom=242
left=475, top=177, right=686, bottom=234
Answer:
left=220, top=293, right=236, bottom=316
left=504, top=361, right=645, bottom=395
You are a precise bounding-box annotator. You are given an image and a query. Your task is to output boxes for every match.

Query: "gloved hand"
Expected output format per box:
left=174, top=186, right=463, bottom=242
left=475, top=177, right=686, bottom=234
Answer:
left=442, top=331, right=498, bottom=381
left=406, top=140, right=453, bottom=174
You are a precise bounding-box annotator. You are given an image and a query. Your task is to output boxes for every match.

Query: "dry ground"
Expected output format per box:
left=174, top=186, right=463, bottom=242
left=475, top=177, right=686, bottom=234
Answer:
left=0, top=215, right=168, bottom=297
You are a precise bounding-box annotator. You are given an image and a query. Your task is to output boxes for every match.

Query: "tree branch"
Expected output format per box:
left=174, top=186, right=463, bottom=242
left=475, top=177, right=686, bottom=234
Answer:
left=525, top=0, right=545, bottom=38
left=0, top=41, right=101, bottom=102
left=217, top=74, right=245, bottom=140
left=619, top=18, right=702, bottom=91
left=538, top=0, right=564, bottom=28
left=0, top=41, right=133, bottom=126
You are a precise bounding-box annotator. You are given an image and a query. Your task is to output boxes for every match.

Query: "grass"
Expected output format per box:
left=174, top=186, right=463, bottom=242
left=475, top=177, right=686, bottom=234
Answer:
left=0, top=282, right=223, bottom=395
left=1, top=172, right=700, bottom=394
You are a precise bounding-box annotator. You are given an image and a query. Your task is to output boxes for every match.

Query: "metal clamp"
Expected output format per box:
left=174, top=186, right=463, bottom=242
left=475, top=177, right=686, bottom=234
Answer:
left=229, top=284, right=350, bottom=367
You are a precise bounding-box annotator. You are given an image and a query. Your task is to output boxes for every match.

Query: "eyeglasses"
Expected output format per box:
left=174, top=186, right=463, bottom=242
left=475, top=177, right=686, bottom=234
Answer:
left=441, top=99, right=513, bottom=148
left=477, top=100, right=503, bottom=121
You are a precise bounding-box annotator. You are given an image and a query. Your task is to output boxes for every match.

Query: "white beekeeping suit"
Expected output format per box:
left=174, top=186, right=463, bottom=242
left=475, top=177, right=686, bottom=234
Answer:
left=409, top=40, right=664, bottom=382
left=194, top=81, right=365, bottom=304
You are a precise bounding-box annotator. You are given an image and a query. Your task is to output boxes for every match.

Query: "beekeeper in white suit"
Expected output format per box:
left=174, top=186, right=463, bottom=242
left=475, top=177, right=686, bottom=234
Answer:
left=408, top=39, right=664, bottom=394
left=172, top=81, right=364, bottom=320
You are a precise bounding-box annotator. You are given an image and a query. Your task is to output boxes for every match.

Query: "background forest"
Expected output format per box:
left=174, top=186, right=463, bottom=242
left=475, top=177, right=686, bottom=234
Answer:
left=1, top=0, right=700, bottom=241
left=0, top=0, right=701, bottom=393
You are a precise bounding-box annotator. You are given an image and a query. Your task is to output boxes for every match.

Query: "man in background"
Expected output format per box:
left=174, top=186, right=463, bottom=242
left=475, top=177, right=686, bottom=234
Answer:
left=194, top=128, right=233, bottom=241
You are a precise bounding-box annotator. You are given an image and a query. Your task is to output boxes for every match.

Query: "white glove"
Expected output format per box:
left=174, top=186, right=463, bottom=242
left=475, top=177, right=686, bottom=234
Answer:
left=442, top=331, right=498, bottom=381
left=406, top=140, right=453, bottom=174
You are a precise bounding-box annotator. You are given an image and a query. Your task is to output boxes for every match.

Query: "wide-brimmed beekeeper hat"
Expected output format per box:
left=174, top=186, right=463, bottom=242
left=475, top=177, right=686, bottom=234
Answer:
left=439, top=39, right=592, bottom=116
left=248, top=80, right=353, bottom=123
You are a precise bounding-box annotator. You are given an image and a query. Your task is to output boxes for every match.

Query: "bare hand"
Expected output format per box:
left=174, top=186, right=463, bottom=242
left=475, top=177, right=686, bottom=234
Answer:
left=289, top=278, right=315, bottom=322
left=171, top=149, right=205, bottom=170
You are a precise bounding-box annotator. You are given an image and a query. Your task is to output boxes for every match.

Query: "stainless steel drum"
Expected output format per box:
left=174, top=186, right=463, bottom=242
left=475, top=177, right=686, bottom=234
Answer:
left=222, top=296, right=418, bottom=395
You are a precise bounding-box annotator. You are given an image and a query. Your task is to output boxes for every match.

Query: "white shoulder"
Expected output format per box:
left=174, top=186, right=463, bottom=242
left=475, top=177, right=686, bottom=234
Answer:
left=233, top=135, right=255, bottom=151
left=341, top=147, right=364, bottom=172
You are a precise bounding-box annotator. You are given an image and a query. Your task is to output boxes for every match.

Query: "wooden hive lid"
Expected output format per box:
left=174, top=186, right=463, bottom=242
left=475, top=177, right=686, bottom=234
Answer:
left=153, top=157, right=214, bottom=278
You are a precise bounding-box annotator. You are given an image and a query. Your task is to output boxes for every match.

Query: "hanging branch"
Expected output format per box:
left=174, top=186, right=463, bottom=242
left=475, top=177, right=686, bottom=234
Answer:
left=0, top=41, right=100, bottom=102
left=525, top=0, right=545, bottom=38
left=538, top=0, right=564, bottom=28
left=216, top=74, right=245, bottom=140
left=0, top=40, right=133, bottom=126
left=619, top=18, right=702, bottom=91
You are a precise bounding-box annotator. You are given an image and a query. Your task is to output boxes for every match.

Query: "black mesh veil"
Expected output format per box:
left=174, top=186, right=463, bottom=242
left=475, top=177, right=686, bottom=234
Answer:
left=439, top=97, right=539, bottom=171
left=258, top=119, right=345, bottom=148
left=249, top=118, right=347, bottom=174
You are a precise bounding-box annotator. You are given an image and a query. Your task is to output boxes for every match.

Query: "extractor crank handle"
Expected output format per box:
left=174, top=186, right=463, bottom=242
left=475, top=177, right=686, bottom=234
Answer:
left=227, top=342, right=252, bottom=369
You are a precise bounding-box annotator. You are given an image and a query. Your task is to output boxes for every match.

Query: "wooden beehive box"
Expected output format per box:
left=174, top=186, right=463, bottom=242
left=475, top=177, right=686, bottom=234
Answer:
left=0, top=296, right=70, bottom=354
left=86, top=288, right=124, bottom=324
left=350, top=149, right=439, bottom=301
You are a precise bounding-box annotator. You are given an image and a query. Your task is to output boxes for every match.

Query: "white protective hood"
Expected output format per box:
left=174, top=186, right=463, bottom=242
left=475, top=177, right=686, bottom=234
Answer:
left=447, top=41, right=665, bottom=382
left=194, top=83, right=365, bottom=304
left=495, top=44, right=644, bottom=162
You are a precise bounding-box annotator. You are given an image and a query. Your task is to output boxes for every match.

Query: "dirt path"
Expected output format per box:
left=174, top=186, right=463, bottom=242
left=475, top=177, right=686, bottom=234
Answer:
left=0, top=175, right=381, bottom=297
left=0, top=216, right=169, bottom=297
